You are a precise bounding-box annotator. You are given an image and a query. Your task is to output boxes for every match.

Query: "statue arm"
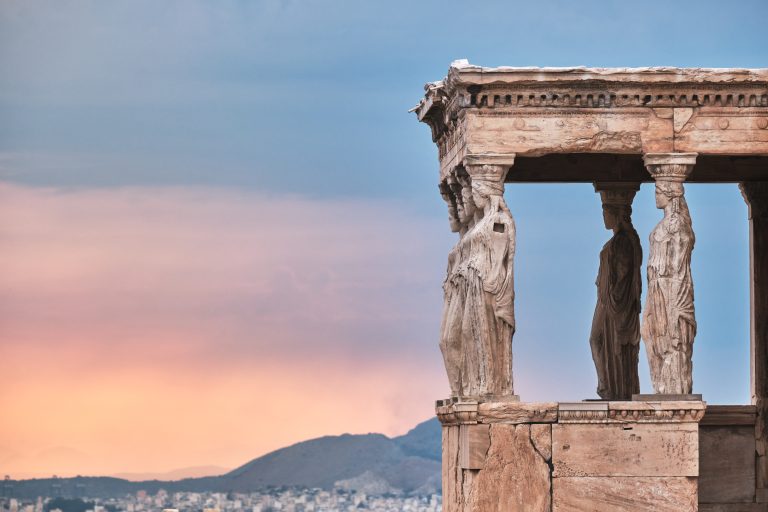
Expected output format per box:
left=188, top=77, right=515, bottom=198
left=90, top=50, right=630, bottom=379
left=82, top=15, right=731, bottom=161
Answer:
left=481, top=213, right=515, bottom=326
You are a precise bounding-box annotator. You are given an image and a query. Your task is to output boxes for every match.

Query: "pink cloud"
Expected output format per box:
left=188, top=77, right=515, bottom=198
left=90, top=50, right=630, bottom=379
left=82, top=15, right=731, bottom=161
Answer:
left=0, top=183, right=448, bottom=477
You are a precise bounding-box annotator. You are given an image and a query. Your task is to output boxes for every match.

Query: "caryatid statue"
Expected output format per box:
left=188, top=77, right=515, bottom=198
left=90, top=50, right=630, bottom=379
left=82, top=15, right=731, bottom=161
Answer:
left=438, top=173, right=466, bottom=397
left=641, top=154, right=698, bottom=395
left=459, top=158, right=516, bottom=399
left=590, top=183, right=643, bottom=400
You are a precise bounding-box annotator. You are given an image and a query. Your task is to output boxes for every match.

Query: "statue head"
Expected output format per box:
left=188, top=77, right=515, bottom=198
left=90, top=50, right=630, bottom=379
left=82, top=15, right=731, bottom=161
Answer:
left=602, top=204, right=632, bottom=230
left=471, top=179, right=504, bottom=210
left=455, top=168, right=476, bottom=222
left=655, top=181, right=684, bottom=209
left=595, top=184, right=638, bottom=231
left=467, top=164, right=505, bottom=212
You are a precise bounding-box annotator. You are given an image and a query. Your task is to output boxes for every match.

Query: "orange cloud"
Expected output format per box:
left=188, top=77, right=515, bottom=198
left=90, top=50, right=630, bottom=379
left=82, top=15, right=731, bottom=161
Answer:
left=0, top=183, right=448, bottom=478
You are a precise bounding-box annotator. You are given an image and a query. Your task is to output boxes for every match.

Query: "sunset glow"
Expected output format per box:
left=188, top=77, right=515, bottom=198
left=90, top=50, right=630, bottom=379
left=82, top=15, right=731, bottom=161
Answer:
left=0, top=184, right=447, bottom=478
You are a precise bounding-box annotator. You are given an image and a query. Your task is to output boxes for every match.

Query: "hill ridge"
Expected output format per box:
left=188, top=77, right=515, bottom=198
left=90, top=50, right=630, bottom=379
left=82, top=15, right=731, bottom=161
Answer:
left=5, top=418, right=441, bottom=499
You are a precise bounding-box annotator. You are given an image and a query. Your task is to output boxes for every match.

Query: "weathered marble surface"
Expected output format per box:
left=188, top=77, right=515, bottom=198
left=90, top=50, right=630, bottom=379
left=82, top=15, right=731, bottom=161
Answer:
left=439, top=157, right=517, bottom=400
left=700, top=404, right=757, bottom=426
left=477, top=401, right=558, bottom=424
left=553, top=423, right=698, bottom=477
left=699, top=505, right=766, bottom=512
left=590, top=183, right=642, bottom=400
left=414, top=63, right=768, bottom=180
left=442, top=425, right=460, bottom=510
left=437, top=399, right=705, bottom=425
left=440, top=401, right=707, bottom=511
left=553, top=476, right=698, bottom=512
left=699, top=425, right=756, bottom=504
left=641, top=154, right=697, bottom=395
left=458, top=424, right=489, bottom=470
left=442, top=423, right=551, bottom=512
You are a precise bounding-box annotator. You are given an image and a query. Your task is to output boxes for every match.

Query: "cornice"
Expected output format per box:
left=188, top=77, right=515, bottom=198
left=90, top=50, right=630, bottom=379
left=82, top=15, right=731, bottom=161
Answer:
left=414, top=62, right=768, bottom=142
left=435, top=400, right=707, bottom=426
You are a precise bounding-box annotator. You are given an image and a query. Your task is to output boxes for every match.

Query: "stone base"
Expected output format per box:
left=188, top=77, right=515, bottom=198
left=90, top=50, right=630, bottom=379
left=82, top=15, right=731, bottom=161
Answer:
left=438, top=399, right=706, bottom=512
left=699, top=405, right=760, bottom=509
left=633, top=393, right=703, bottom=401
left=436, top=395, right=520, bottom=407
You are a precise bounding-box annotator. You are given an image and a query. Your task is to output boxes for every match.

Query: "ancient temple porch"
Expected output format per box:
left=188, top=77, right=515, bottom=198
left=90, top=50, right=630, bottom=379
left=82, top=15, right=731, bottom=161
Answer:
left=414, top=62, right=768, bottom=512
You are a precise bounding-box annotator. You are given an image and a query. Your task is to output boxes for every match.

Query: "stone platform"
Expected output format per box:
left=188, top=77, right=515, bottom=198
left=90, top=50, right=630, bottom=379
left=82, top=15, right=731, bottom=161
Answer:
left=437, top=400, right=707, bottom=512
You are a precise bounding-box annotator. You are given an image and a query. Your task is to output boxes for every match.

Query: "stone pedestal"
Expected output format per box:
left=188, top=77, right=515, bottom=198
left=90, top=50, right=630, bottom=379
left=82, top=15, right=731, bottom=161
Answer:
left=437, top=400, right=706, bottom=512
left=699, top=405, right=760, bottom=511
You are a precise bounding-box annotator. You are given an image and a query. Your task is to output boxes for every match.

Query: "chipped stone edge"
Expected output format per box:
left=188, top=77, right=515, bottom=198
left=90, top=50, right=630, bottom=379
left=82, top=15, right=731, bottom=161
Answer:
left=436, top=400, right=707, bottom=426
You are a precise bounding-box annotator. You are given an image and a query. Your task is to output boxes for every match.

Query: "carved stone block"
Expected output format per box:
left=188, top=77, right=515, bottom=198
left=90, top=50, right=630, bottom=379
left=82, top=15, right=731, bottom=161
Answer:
left=467, top=424, right=551, bottom=512
left=442, top=425, right=461, bottom=512
left=699, top=425, right=756, bottom=504
left=699, top=505, right=767, bottom=512
left=459, top=424, right=490, bottom=470
left=476, top=401, right=558, bottom=423
left=552, top=423, right=698, bottom=477
left=530, top=423, right=552, bottom=461
left=553, top=476, right=698, bottom=512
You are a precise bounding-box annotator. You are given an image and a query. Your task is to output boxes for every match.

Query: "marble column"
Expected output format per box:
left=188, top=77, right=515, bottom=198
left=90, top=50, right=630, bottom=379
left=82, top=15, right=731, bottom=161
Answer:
left=445, top=153, right=516, bottom=401
left=641, top=153, right=698, bottom=395
left=590, top=182, right=643, bottom=400
left=740, top=181, right=768, bottom=503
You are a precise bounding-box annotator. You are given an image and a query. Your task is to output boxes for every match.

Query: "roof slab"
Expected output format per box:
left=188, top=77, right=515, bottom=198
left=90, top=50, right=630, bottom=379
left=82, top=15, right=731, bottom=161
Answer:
left=414, top=61, right=768, bottom=183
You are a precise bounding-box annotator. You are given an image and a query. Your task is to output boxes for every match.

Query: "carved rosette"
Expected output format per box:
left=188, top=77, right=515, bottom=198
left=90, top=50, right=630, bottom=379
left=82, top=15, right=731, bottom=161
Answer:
left=641, top=153, right=698, bottom=396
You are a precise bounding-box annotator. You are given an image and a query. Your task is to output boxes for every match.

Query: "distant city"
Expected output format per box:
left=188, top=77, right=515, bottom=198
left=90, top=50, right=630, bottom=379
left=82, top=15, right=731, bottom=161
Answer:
left=0, top=419, right=442, bottom=512
left=1, top=488, right=441, bottom=512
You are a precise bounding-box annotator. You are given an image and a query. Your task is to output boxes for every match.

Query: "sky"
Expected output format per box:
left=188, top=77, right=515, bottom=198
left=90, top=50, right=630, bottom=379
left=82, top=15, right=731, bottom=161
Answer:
left=0, top=0, right=766, bottom=479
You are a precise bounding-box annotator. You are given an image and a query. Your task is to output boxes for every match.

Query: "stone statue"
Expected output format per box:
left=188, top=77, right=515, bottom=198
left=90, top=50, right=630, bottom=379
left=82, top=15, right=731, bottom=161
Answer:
left=589, top=184, right=642, bottom=400
left=459, top=165, right=516, bottom=399
left=641, top=161, right=697, bottom=395
left=438, top=176, right=466, bottom=397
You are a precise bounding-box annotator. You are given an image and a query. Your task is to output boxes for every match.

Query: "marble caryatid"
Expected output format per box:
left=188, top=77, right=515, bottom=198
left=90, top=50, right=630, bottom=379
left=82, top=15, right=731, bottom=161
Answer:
left=438, top=174, right=466, bottom=397
left=589, top=183, right=643, bottom=400
left=438, top=160, right=517, bottom=401
left=459, top=162, right=516, bottom=399
left=641, top=155, right=697, bottom=395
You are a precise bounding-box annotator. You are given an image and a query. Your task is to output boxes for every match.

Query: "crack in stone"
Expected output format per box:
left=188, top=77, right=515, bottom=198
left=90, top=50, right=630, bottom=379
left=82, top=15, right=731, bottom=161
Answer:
left=527, top=425, right=554, bottom=512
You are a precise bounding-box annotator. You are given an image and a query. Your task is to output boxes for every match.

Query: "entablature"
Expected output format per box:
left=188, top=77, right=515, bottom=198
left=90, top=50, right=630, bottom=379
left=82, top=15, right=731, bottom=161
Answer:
left=415, top=61, right=768, bottom=181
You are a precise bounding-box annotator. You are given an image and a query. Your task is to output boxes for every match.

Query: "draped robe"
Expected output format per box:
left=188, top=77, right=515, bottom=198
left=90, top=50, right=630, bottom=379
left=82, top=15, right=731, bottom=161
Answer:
left=439, top=235, right=469, bottom=397
left=459, top=198, right=516, bottom=398
left=641, top=207, right=696, bottom=394
left=590, top=226, right=643, bottom=400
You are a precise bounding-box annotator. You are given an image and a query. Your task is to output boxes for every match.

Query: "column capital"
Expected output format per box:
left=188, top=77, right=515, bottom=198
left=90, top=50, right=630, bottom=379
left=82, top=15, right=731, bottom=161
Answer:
left=594, top=182, right=640, bottom=207
left=462, top=153, right=515, bottom=191
left=643, top=153, right=697, bottom=182
left=740, top=181, right=768, bottom=220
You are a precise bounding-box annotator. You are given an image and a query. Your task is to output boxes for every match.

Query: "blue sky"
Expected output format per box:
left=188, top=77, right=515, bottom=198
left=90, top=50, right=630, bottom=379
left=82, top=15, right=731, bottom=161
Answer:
left=2, top=0, right=766, bottom=196
left=0, top=0, right=766, bottom=476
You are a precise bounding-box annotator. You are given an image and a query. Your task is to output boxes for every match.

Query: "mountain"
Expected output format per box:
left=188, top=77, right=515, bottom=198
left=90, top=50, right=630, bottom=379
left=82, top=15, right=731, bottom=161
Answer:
left=393, top=416, right=441, bottom=462
left=217, top=416, right=441, bottom=494
left=4, top=418, right=442, bottom=499
left=112, top=466, right=231, bottom=481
